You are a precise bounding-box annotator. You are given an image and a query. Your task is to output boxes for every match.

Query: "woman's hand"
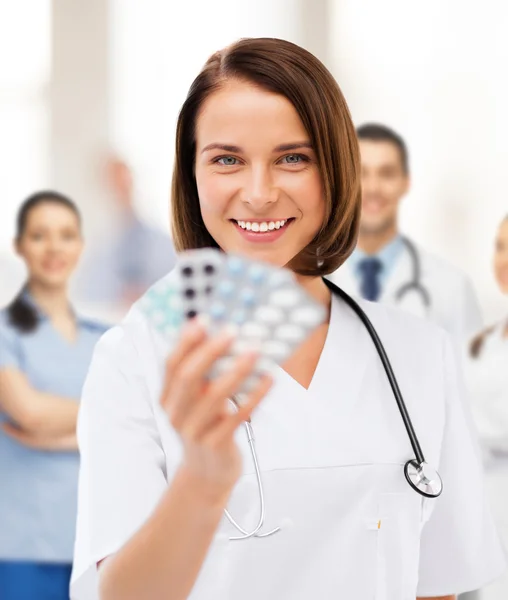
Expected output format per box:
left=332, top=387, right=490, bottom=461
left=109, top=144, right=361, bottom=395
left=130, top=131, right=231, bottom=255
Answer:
left=161, top=318, right=273, bottom=498
left=1, top=422, right=78, bottom=452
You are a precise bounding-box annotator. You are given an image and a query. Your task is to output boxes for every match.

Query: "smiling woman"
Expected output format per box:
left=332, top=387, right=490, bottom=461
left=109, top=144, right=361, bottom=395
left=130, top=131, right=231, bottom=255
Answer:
left=72, top=38, right=505, bottom=600
left=0, top=191, right=108, bottom=600
left=172, top=39, right=361, bottom=276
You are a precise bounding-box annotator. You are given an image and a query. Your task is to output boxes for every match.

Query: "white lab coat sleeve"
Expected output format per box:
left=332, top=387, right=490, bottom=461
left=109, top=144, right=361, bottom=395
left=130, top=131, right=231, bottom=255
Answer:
left=416, top=334, right=507, bottom=597
left=70, top=319, right=169, bottom=600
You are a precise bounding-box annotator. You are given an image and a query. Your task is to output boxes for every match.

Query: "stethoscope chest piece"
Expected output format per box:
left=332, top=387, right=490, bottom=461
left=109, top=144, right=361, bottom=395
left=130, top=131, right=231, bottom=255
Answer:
left=404, top=460, right=443, bottom=498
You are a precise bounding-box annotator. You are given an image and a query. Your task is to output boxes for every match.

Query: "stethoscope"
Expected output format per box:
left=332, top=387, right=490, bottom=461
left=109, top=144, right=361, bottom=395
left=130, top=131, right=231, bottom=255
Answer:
left=395, top=236, right=431, bottom=310
left=226, top=279, right=443, bottom=541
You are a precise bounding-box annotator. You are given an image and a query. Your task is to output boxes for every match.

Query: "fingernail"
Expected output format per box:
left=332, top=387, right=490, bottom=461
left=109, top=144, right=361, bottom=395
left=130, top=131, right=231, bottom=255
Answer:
left=184, top=314, right=208, bottom=335
left=190, top=314, right=210, bottom=332
left=220, top=323, right=239, bottom=339
left=196, top=314, right=211, bottom=329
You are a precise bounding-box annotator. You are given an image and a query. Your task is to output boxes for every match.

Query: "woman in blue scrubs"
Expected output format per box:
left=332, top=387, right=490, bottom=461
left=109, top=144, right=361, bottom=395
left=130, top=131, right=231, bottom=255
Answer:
left=0, top=191, right=108, bottom=600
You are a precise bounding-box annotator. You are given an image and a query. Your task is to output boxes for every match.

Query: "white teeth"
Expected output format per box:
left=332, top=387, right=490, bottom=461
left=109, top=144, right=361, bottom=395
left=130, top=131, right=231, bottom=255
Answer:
left=236, top=219, right=288, bottom=231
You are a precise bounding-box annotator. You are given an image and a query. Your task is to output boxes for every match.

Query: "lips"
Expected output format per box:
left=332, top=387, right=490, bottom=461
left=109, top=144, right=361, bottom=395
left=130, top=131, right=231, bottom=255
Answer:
left=231, top=218, right=294, bottom=243
left=41, top=261, right=67, bottom=271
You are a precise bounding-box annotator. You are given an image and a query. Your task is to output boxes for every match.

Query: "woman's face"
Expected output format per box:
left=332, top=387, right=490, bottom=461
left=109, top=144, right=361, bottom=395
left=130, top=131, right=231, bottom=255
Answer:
left=494, top=219, right=508, bottom=294
left=15, top=202, right=83, bottom=289
left=194, top=80, right=325, bottom=269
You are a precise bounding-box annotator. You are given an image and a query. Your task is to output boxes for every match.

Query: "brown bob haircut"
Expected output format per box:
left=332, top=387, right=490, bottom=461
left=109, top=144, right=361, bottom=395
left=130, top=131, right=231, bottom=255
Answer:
left=171, top=37, right=361, bottom=276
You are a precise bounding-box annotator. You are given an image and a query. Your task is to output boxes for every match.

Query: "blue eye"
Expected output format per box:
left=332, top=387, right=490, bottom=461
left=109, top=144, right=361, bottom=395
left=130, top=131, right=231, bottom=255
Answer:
left=281, top=154, right=307, bottom=165
left=216, top=156, right=238, bottom=166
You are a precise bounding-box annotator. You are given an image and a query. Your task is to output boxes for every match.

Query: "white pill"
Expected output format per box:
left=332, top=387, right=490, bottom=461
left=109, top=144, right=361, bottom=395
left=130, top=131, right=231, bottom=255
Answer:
left=269, top=288, right=300, bottom=308
left=153, top=310, right=165, bottom=326
left=291, top=305, right=325, bottom=327
left=268, top=270, right=294, bottom=286
left=256, top=356, right=277, bottom=375
left=275, top=324, right=305, bottom=343
left=254, top=305, right=285, bottom=325
left=241, top=322, right=270, bottom=339
left=168, top=295, right=183, bottom=310
left=232, top=339, right=262, bottom=354
left=263, top=340, right=290, bottom=361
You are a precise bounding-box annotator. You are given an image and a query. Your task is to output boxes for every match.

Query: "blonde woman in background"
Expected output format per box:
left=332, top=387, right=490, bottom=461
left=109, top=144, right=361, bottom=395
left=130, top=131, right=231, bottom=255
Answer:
left=466, top=216, right=508, bottom=600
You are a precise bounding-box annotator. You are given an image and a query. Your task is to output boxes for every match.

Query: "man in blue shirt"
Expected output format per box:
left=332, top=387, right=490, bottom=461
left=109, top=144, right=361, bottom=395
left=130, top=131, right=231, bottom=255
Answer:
left=327, top=123, right=483, bottom=343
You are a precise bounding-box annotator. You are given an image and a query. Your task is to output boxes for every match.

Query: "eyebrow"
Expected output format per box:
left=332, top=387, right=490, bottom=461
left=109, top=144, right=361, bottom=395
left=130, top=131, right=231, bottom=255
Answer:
left=200, top=141, right=313, bottom=154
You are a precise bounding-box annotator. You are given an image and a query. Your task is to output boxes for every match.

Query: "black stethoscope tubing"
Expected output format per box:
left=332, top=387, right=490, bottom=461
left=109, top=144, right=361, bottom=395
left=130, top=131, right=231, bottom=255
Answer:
left=323, top=278, right=442, bottom=498
left=324, top=278, right=425, bottom=465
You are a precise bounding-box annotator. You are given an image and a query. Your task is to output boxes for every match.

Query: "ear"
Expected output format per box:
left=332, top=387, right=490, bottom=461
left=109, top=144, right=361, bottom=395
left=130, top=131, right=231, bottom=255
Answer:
left=402, top=174, right=411, bottom=196
left=13, top=238, right=21, bottom=257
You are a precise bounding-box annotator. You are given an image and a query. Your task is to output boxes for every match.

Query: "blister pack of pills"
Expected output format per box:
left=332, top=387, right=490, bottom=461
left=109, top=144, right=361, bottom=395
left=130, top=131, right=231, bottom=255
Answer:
left=139, top=274, right=186, bottom=343
left=141, top=248, right=327, bottom=396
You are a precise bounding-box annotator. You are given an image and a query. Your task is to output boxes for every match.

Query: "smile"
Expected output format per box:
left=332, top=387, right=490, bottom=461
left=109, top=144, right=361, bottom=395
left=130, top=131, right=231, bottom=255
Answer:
left=232, top=218, right=294, bottom=232
left=231, top=218, right=295, bottom=243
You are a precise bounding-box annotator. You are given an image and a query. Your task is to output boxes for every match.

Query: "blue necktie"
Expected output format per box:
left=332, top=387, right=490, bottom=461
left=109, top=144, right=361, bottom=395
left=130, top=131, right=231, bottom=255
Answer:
left=358, top=258, right=383, bottom=301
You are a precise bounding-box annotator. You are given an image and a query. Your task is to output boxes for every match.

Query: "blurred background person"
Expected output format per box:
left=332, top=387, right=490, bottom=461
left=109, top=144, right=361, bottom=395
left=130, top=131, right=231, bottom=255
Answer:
left=0, top=191, right=108, bottom=600
left=466, top=215, right=508, bottom=600
left=327, top=123, right=483, bottom=342
left=76, top=155, right=176, bottom=320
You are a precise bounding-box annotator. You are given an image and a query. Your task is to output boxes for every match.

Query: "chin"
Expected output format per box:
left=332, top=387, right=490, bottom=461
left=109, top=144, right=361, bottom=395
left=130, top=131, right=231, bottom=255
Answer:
left=235, top=246, right=290, bottom=267
left=360, top=218, right=392, bottom=236
left=36, top=273, right=70, bottom=289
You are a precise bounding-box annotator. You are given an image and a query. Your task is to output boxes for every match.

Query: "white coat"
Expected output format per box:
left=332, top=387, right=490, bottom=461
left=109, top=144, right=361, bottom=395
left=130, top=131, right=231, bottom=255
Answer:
left=70, top=271, right=505, bottom=600
left=327, top=239, right=483, bottom=342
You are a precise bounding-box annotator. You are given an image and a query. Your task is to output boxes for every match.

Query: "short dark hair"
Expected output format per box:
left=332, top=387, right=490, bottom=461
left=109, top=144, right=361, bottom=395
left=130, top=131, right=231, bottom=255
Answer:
left=171, top=37, right=362, bottom=276
left=356, top=123, right=409, bottom=174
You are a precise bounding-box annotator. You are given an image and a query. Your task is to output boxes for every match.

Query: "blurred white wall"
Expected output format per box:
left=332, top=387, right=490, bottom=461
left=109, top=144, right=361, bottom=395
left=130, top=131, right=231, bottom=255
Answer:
left=330, top=0, right=508, bottom=322
left=109, top=0, right=329, bottom=230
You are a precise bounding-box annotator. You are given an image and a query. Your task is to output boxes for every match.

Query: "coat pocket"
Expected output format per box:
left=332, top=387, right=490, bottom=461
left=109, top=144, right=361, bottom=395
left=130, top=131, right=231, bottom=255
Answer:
left=374, top=492, right=423, bottom=600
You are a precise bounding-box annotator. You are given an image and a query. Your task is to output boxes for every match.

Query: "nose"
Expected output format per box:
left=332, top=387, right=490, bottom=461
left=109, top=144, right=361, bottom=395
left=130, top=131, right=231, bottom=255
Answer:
left=361, top=173, right=382, bottom=197
left=241, top=165, right=278, bottom=209
left=46, top=235, right=65, bottom=254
